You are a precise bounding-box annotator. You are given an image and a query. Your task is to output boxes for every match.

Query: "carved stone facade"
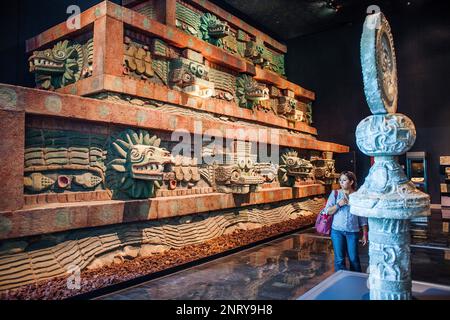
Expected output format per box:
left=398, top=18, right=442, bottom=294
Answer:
left=174, top=1, right=285, bottom=76
left=107, top=129, right=174, bottom=199
left=212, top=141, right=265, bottom=194
left=24, top=125, right=345, bottom=200
left=123, top=38, right=154, bottom=79
left=0, top=197, right=324, bottom=291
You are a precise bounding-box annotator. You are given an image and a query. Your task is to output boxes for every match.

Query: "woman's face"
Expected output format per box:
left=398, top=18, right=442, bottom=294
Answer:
left=339, top=174, right=353, bottom=191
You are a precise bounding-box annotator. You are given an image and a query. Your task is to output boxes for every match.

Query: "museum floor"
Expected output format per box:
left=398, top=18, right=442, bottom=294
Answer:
left=98, top=209, right=450, bottom=300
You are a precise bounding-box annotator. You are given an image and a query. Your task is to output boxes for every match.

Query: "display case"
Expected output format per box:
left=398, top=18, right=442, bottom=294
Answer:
left=406, top=151, right=428, bottom=193
left=440, top=156, right=450, bottom=209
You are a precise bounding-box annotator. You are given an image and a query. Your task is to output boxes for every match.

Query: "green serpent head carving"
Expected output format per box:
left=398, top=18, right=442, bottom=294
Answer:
left=29, top=39, right=93, bottom=90
left=236, top=74, right=269, bottom=109
left=279, top=150, right=314, bottom=186
left=107, top=129, right=174, bottom=199
left=199, top=13, right=230, bottom=47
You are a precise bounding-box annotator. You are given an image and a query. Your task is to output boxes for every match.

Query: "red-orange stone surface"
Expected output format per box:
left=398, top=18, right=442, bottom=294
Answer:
left=0, top=84, right=348, bottom=152
left=59, top=75, right=318, bottom=135
left=0, top=185, right=324, bottom=240
left=0, top=109, right=25, bottom=212
left=25, top=1, right=314, bottom=101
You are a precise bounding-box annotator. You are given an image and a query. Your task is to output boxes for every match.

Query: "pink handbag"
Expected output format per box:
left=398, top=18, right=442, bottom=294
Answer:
left=315, top=190, right=338, bottom=235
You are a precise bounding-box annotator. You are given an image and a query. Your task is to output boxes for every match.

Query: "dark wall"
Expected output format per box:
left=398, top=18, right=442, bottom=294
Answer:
left=286, top=1, right=450, bottom=203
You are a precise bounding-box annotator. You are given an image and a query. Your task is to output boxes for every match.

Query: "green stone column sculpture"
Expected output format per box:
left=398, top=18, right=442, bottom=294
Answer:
left=349, top=12, right=430, bottom=300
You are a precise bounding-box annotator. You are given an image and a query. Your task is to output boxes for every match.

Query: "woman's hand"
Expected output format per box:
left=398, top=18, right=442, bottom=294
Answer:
left=362, top=231, right=368, bottom=246
left=337, top=197, right=348, bottom=207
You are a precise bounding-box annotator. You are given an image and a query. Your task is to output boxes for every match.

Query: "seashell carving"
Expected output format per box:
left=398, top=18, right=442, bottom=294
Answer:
left=24, top=173, right=55, bottom=192
left=73, top=172, right=103, bottom=188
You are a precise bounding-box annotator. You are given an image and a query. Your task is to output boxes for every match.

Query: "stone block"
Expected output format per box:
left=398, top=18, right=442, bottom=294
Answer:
left=183, top=49, right=204, bottom=63
left=284, top=89, right=295, bottom=98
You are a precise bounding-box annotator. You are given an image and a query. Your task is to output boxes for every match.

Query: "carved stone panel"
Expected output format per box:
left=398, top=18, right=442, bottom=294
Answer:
left=29, top=39, right=93, bottom=90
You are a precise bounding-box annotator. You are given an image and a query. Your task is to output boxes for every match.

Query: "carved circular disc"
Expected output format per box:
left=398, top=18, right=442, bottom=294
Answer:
left=361, top=12, right=398, bottom=114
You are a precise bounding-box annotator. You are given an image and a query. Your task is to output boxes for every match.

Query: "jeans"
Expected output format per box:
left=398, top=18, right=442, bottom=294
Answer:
left=330, top=228, right=361, bottom=272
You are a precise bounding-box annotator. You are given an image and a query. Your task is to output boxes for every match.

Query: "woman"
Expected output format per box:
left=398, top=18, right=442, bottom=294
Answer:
left=325, top=171, right=368, bottom=272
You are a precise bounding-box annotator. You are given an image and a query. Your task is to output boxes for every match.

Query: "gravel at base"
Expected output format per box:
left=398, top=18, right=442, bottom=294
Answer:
left=0, top=216, right=315, bottom=300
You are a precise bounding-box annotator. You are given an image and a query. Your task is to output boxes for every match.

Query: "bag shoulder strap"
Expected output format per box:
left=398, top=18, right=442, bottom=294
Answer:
left=334, top=190, right=338, bottom=202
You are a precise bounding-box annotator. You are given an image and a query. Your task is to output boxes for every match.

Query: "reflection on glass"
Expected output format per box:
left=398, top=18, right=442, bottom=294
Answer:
left=101, top=234, right=335, bottom=300
left=100, top=213, right=450, bottom=300
left=411, top=161, right=424, bottom=177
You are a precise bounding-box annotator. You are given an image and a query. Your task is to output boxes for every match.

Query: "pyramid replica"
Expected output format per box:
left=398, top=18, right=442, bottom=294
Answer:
left=0, top=0, right=348, bottom=298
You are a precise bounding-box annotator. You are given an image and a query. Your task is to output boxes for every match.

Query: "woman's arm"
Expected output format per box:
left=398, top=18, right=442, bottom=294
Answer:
left=326, top=194, right=347, bottom=215
left=326, top=204, right=339, bottom=215
left=361, top=224, right=368, bottom=246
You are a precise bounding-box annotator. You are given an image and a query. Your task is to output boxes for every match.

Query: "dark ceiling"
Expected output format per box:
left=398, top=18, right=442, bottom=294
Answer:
left=209, top=0, right=433, bottom=41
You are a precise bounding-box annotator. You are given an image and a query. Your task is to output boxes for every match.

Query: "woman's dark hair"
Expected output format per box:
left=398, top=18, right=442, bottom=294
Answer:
left=340, top=171, right=357, bottom=190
